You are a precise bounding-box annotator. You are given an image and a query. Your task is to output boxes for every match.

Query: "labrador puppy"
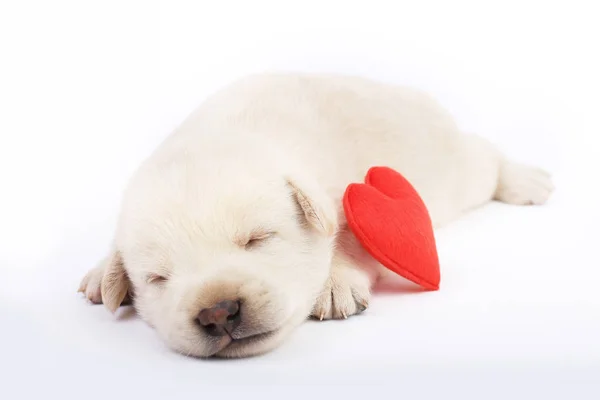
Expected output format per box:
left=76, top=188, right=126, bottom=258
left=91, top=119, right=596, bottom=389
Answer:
left=78, top=73, right=554, bottom=358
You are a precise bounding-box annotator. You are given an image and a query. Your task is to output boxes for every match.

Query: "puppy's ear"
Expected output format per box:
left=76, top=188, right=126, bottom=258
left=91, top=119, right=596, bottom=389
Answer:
left=100, top=250, right=132, bottom=313
left=286, top=175, right=338, bottom=237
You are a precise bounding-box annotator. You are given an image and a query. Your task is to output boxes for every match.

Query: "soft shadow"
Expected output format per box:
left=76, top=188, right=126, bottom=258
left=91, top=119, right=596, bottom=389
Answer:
left=372, top=275, right=428, bottom=295
left=115, top=305, right=138, bottom=321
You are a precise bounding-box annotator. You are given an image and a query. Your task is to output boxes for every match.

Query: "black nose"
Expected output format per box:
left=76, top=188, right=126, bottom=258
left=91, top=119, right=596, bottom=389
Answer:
left=197, top=300, right=242, bottom=337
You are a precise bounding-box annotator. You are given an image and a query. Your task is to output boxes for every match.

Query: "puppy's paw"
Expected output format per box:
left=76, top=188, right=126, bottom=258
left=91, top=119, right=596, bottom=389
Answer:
left=311, top=264, right=371, bottom=320
left=77, top=265, right=104, bottom=304
left=495, top=162, right=554, bottom=205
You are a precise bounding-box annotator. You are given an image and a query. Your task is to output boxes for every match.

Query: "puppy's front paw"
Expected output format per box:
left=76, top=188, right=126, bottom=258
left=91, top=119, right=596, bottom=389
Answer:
left=78, top=265, right=104, bottom=304
left=311, top=265, right=371, bottom=320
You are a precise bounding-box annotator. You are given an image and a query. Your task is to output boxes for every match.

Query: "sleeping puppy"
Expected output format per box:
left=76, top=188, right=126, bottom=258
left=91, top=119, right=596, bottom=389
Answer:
left=78, top=73, right=554, bottom=358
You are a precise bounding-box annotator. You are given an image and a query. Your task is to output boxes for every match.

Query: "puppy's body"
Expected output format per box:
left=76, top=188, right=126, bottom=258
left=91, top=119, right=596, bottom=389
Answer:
left=79, top=73, right=553, bottom=358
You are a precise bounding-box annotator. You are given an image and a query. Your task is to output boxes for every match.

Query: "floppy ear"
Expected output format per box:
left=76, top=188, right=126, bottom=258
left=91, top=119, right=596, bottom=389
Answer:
left=286, top=175, right=338, bottom=237
left=100, top=250, right=132, bottom=313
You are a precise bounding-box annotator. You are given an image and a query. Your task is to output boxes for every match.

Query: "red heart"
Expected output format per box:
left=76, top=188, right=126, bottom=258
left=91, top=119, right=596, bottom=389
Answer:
left=343, top=166, right=440, bottom=290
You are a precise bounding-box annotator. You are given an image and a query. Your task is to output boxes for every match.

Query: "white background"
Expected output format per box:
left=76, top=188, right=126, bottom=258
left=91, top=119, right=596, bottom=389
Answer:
left=1, top=0, right=599, bottom=398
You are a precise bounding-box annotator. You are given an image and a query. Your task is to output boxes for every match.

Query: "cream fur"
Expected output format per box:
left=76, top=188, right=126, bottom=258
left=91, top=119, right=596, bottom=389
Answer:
left=78, top=73, right=554, bottom=358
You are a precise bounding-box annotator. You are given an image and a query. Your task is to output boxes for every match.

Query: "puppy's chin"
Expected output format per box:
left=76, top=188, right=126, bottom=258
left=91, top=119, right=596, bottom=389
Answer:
left=164, top=308, right=306, bottom=359
left=214, top=314, right=304, bottom=358
left=213, top=329, right=284, bottom=358
left=166, top=325, right=287, bottom=359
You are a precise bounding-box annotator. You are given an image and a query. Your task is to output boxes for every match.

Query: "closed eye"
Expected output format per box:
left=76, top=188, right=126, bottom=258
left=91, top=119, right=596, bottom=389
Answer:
left=243, top=231, right=275, bottom=250
left=146, top=273, right=168, bottom=285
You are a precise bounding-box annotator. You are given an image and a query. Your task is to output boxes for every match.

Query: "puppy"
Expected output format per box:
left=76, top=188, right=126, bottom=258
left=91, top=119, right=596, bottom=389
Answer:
left=78, top=73, right=554, bottom=358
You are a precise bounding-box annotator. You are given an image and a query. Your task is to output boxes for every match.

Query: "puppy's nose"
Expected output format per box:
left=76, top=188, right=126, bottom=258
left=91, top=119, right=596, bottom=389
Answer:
left=197, top=300, right=242, bottom=337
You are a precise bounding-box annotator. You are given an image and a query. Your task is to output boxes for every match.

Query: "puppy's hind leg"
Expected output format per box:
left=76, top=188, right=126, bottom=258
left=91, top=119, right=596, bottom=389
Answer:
left=456, top=133, right=554, bottom=210
left=494, top=159, right=555, bottom=206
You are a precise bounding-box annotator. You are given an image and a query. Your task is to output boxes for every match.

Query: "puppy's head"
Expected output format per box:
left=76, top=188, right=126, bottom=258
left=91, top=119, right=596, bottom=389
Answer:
left=98, top=143, right=337, bottom=358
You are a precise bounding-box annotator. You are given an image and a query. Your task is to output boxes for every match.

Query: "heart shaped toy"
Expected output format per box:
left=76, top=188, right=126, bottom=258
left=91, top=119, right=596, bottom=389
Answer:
left=343, top=166, right=441, bottom=290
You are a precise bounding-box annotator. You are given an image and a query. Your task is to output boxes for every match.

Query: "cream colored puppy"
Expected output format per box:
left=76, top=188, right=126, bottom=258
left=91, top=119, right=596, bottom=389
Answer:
left=78, top=73, right=554, bottom=358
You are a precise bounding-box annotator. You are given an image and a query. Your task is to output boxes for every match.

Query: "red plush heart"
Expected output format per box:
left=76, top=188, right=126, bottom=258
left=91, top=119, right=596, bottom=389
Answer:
left=343, top=166, right=440, bottom=290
